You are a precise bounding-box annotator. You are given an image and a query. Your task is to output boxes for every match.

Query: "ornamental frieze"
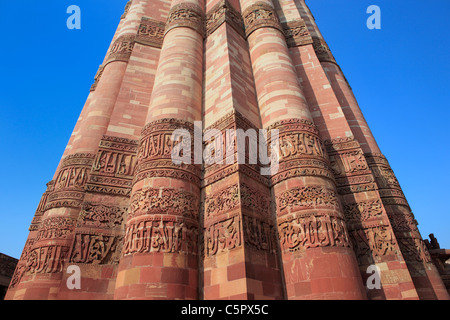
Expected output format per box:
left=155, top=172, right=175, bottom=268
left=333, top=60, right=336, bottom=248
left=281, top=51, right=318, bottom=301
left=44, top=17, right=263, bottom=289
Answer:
left=203, top=183, right=270, bottom=218
left=206, top=0, right=244, bottom=37
left=243, top=215, right=277, bottom=253
left=312, top=36, right=336, bottom=64
left=329, top=150, right=369, bottom=177
left=324, top=137, right=360, bottom=153
left=165, top=3, right=205, bottom=37
left=78, top=202, right=126, bottom=229
left=70, top=233, right=123, bottom=265
left=92, top=148, right=137, bottom=178
left=349, top=226, right=399, bottom=258
left=204, top=215, right=241, bottom=256
left=138, top=119, right=195, bottom=164
left=388, top=210, right=418, bottom=232
left=278, top=214, right=351, bottom=252
left=35, top=217, right=76, bottom=241
left=277, top=186, right=340, bottom=213
left=242, top=2, right=282, bottom=38
left=123, top=217, right=198, bottom=255
left=105, top=34, right=135, bottom=64
left=25, top=245, right=70, bottom=275
left=129, top=187, right=199, bottom=219
left=136, top=17, right=165, bottom=48
left=398, top=238, right=432, bottom=264
left=343, top=200, right=384, bottom=223
left=282, top=19, right=313, bottom=47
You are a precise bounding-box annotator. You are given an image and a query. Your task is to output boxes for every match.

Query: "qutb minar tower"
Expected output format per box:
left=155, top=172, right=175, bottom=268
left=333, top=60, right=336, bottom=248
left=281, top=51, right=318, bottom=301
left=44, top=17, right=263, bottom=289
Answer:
left=6, top=0, right=449, bottom=300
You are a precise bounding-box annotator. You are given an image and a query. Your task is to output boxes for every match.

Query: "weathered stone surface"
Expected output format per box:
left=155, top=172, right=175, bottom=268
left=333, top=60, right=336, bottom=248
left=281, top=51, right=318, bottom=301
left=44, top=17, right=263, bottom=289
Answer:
left=5, top=0, right=448, bottom=301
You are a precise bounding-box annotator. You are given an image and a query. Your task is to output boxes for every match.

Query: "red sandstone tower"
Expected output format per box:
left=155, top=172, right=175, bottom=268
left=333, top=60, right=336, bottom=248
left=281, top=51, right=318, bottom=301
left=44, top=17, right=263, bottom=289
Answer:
left=6, top=0, right=449, bottom=300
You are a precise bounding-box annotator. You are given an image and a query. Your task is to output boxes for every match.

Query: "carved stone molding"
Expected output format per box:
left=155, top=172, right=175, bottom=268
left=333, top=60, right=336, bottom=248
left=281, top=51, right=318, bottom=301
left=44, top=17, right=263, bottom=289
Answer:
left=343, top=199, right=384, bottom=224
left=242, top=2, right=282, bottom=38
left=204, top=215, right=242, bottom=256
left=281, top=19, right=313, bottom=47
left=105, top=34, right=136, bottom=65
left=25, top=245, right=70, bottom=275
left=35, top=217, right=76, bottom=242
left=267, top=119, right=333, bottom=186
left=123, top=216, right=198, bottom=256
left=398, top=238, right=432, bottom=264
left=129, top=187, right=199, bottom=219
left=364, top=152, right=410, bottom=209
left=278, top=214, right=351, bottom=252
left=165, top=3, right=205, bottom=38
left=203, top=183, right=270, bottom=218
left=86, top=135, right=138, bottom=197
left=77, top=202, right=127, bottom=229
left=276, top=186, right=340, bottom=214
left=349, top=226, right=399, bottom=258
left=136, top=17, right=165, bottom=48
left=135, top=118, right=200, bottom=187
left=70, top=233, right=123, bottom=265
left=312, top=36, right=336, bottom=64
left=206, top=0, right=244, bottom=37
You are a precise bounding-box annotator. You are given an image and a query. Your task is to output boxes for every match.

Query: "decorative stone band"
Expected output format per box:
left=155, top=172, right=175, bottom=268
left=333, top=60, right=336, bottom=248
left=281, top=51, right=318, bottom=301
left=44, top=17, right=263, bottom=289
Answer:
left=129, top=187, right=199, bottom=220
left=203, top=212, right=277, bottom=257
left=121, top=1, right=132, bottom=20
left=398, top=237, right=432, bottom=264
left=23, top=245, right=70, bottom=275
left=202, top=110, right=271, bottom=186
left=242, top=2, right=283, bottom=38
left=349, top=226, right=399, bottom=259
left=278, top=213, right=351, bottom=253
left=203, top=163, right=270, bottom=188
left=203, top=183, right=270, bottom=219
left=312, top=36, right=336, bottom=64
left=59, top=153, right=96, bottom=169
left=34, top=216, right=76, bottom=242
left=364, top=152, right=410, bottom=208
left=329, top=150, right=371, bottom=178
left=77, top=202, right=127, bottom=229
left=136, top=17, right=165, bottom=48
left=267, top=119, right=334, bottom=185
left=70, top=232, right=124, bottom=265
left=276, top=185, right=340, bottom=216
left=206, top=0, right=245, bottom=38
left=98, top=135, right=139, bottom=153
left=135, top=118, right=201, bottom=186
left=86, top=135, right=138, bottom=197
left=105, top=34, right=136, bottom=65
left=43, top=154, right=95, bottom=210
left=343, top=199, right=384, bottom=225
left=28, top=181, right=55, bottom=231
left=325, top=137, right=379, bottom=196
left=122, top=215, right=199, bottom=256
left=324, top=137, right=361, bottom=153
left=165, top=3, right=205, bottom=38
left=281, top=19, right=313, bottom=47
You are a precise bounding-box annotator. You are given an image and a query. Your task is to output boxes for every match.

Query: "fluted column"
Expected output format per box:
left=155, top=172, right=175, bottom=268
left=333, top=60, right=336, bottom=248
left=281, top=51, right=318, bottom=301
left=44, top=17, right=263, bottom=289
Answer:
left=5, top=0, right=149, bottom=300
left=114, top=0, right=205, bottom=300
left=295, top=0, right=448, bottom=300
left=270, top=0, right=421, bottom=300
left=240, top=0, right=366, bottom=299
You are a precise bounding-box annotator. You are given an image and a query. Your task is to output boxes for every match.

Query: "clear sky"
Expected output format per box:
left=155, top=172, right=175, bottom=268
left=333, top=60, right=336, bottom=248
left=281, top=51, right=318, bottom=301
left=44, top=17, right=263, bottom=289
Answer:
left=0, top=0, right=449, bottom=259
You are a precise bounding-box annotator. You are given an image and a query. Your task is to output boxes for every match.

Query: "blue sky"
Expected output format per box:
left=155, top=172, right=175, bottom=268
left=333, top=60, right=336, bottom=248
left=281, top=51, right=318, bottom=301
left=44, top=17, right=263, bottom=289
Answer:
left=0, top=0, right=449, bottom=259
